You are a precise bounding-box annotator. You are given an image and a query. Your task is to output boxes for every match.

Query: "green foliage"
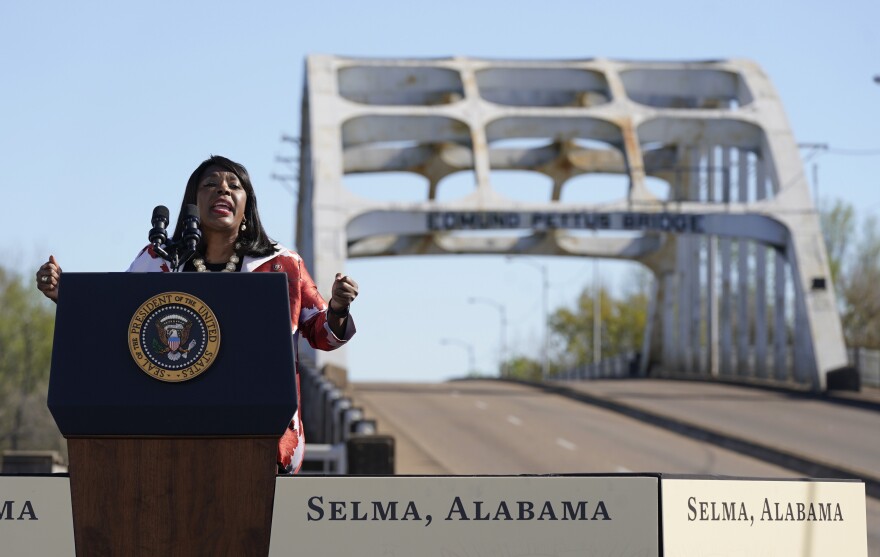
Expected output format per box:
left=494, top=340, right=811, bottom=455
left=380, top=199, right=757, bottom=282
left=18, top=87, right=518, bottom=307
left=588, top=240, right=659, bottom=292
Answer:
left=499, top=272, right=649, bottom=380
left=549, top=287, right=613, bottom=368
left=820, top=200, right=880, bottom=349
left=0, top=267, right=62, bottom=455
left=546, top=277, right=649, bottom=373
left=820, top=198, right=856, bottom=290
left=839, top=215, right=880, bottom=348
left=504, top=356, right=543, bottom=382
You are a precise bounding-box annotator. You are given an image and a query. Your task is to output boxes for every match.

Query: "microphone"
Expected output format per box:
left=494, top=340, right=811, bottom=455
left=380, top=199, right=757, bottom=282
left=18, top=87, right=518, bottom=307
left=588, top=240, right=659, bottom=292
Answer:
left=178, top=204, right=202, bottom=266
left=148, top=205, right=171, bottom=259
left=149, top=205, right=170, bottom=248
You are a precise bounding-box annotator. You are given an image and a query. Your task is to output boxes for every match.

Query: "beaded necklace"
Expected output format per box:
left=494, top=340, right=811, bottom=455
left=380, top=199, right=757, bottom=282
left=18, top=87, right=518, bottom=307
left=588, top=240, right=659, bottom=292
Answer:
left=192, top=253, right=240, bottom=272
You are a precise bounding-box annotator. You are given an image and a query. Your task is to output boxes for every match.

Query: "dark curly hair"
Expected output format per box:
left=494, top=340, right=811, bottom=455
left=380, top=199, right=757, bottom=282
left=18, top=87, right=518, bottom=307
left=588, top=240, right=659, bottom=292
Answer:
left=171, top=155, right=277, bottom=257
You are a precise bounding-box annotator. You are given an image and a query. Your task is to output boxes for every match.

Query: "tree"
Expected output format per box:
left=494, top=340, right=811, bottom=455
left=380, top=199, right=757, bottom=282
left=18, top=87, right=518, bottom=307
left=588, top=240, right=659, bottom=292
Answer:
left=548, top=286, right=614, bottom=370
left=0, top=267, right=63, bottom=456
left=820, top=198, right=856, bottom=291
left=546, top=271, right=650, bottom=374
left=504, top=356, right=543, bottom=382
left=839, top=215, right=880, bottom=348
left=819, top=199, right=880, bottom=349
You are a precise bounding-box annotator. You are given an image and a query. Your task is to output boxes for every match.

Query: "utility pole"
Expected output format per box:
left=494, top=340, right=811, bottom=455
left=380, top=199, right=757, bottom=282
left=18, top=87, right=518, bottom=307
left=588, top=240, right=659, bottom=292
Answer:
left=273, top=134, right=300, bottom=196
left=797, top=143, right=828, bottom=204
left=274, top=134, right=300, bottom=247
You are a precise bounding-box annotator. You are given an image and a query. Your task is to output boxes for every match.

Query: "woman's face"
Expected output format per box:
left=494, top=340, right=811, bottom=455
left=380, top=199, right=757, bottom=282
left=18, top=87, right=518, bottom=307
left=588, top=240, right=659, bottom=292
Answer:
left=195, top=165, right=248, bottom=235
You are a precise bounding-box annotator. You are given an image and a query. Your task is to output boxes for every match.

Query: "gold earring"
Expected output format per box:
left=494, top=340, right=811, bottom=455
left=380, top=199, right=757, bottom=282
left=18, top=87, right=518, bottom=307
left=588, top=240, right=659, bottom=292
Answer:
left=240, top=217, right=247, bottom=232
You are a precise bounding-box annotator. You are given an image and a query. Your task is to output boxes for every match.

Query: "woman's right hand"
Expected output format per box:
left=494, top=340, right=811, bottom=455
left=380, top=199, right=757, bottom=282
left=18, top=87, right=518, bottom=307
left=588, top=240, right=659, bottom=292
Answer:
left=36, top=255, right=62, bottom=303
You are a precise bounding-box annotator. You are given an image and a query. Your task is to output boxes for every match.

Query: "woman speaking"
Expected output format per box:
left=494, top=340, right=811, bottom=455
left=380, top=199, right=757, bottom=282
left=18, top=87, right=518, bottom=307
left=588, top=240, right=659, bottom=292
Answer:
left=36, top=155, right=358, bottom=474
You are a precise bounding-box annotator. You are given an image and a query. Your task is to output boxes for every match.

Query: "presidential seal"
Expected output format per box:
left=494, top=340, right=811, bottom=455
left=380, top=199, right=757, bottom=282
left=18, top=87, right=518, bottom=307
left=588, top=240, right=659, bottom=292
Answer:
left=128, top=292, right=220, bottom=382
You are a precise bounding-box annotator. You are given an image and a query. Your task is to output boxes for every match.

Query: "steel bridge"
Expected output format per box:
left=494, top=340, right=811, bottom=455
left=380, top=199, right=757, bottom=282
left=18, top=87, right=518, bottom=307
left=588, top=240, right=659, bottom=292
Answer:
left=296, top=55, right=851, bottom=391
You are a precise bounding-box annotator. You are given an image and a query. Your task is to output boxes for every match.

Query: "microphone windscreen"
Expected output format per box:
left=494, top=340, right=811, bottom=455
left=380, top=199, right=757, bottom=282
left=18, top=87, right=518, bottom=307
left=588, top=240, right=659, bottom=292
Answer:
left=184, top=204, right=199, bottom=219
left=152, top=205, right=170, bottom=221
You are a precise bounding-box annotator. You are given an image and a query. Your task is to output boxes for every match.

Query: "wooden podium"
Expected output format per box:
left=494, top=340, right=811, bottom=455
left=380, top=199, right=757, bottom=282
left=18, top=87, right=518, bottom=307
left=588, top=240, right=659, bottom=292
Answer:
left=48, top=273, right=297, bottom=557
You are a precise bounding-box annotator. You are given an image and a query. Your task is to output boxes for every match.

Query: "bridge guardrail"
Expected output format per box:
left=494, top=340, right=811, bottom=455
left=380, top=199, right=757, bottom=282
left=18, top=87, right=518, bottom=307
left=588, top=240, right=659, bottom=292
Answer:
left=849, top=348, right=880, bottom=388
left=298, top=363, right=394, bottom=475
left=557, top=347, right=878, bottom=390
left=558, top=352, right=639, bottom=380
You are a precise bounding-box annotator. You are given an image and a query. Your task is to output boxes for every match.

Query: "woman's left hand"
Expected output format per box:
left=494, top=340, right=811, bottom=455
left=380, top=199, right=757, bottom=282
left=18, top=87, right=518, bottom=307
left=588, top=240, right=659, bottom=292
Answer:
left=329, top=273, right=358, bottom=312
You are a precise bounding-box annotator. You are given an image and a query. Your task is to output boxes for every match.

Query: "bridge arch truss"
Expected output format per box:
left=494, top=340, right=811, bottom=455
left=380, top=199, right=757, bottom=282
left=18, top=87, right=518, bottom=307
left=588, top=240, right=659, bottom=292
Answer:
left=297, top=55, right=847, bottom=391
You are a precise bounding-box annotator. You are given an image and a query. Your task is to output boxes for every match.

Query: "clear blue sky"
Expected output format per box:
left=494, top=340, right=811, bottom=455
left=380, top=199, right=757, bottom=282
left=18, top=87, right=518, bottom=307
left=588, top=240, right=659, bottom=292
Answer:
left=2, top=1, right=878, bottom=382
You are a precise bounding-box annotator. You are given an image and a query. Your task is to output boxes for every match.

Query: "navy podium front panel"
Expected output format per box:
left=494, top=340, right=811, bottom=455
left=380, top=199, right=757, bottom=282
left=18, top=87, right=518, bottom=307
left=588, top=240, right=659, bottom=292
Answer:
left=48, top=272, right=297, bottom=437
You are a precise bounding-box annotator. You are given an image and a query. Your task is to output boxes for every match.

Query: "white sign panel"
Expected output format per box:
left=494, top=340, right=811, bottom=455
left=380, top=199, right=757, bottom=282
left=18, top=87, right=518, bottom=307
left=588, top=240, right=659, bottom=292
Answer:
left=0, top=476, right=75, bottom=557
left=661, top=478, right=867, bottom=557
left=1, top=474, right=867, bottom=556
left=270, top=475, right=660, bottom=557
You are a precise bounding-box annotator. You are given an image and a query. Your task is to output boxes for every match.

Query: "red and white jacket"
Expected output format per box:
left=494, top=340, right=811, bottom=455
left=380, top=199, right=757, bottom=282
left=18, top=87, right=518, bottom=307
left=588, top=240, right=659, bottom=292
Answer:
left=127, top=244, right=356, bottom=474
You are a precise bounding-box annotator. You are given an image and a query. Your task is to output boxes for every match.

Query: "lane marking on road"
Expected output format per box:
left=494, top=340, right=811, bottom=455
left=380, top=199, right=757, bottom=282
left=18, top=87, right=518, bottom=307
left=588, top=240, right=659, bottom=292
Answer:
left=475, top=400, right=488, bottom=410
left=506, top=415, right=522, bottom=426
left=556, top=438, right=577, bottom=451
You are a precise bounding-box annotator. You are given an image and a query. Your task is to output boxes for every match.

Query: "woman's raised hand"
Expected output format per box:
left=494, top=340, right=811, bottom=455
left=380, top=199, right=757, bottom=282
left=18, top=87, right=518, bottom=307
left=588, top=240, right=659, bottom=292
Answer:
left=330, top=273, right=358, bottom=312
left=36, top=255, right=62, bottom=303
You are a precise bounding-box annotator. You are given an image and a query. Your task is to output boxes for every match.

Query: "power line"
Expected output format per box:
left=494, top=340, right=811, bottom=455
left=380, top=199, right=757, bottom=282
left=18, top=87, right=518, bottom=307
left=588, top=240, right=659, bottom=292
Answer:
left=826, top=148, right=880, bottom=157
left=799, top=143, right=880, bottom=157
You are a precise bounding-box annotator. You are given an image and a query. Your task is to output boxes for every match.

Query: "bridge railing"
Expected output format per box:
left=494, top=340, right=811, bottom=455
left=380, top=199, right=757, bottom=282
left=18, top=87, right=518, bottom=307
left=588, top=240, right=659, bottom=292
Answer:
left=555, top=347, right=879, bottom=389
left=556, top=352, right=639, bottom=380
left=298, top=363, right=394, bottom=475
left=849, top=348, right=880, bottom=388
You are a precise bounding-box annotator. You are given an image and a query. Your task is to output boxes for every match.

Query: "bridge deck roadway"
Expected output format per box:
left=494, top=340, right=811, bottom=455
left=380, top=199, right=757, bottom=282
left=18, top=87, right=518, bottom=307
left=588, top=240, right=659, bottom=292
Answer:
left=549, top=379, right=880, bottom=493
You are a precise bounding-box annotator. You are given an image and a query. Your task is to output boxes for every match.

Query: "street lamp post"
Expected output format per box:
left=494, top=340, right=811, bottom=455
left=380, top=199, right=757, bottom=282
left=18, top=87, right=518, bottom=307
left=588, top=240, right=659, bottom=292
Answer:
left=506, top=257, right=549, bottom=381
left=440, top=338, right=476, bottom=376
left=467, top=297, right=508, bottom=377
